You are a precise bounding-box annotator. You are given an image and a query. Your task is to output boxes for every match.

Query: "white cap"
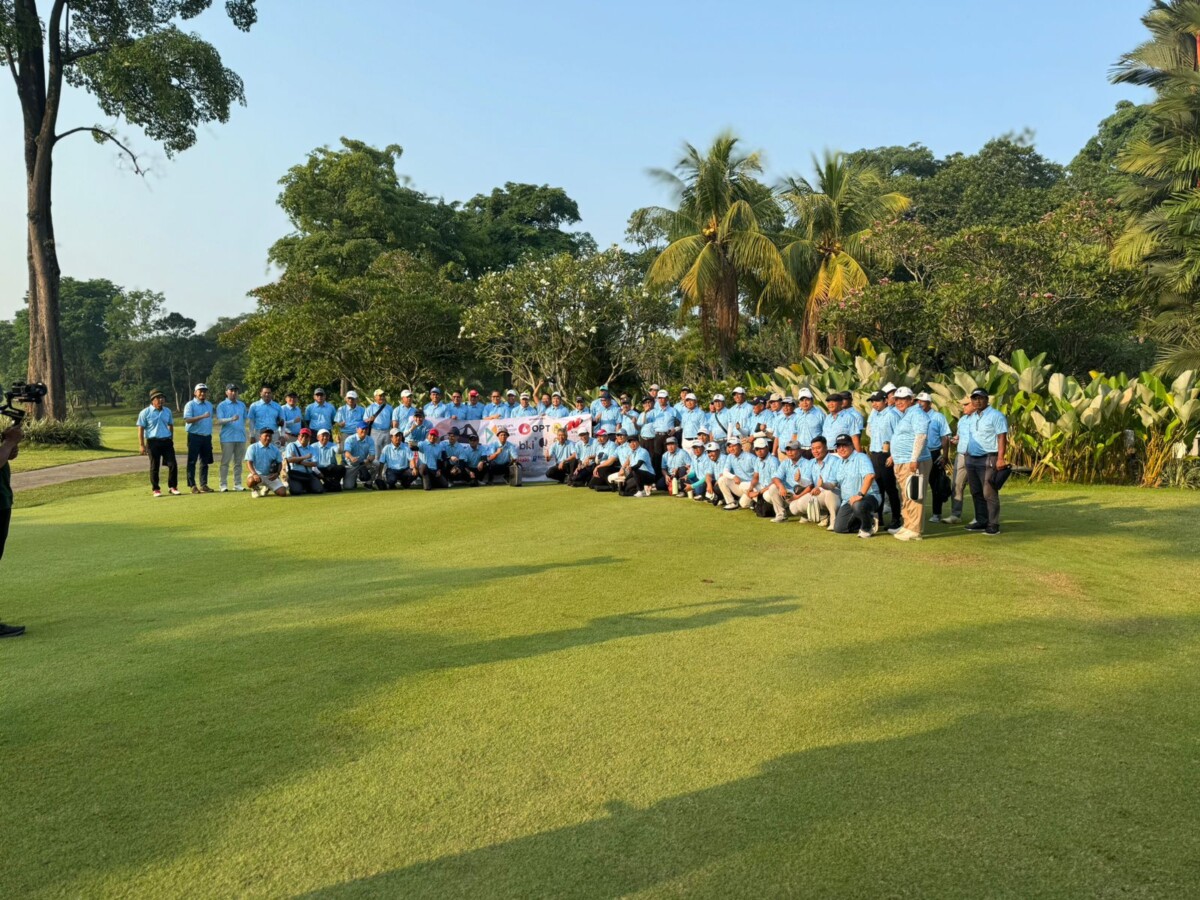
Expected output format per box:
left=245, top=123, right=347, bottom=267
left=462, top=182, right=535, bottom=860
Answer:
left=753, top=437, right=771, bottom=449
left=713, top=393, right=725, bottom=402
left=656, top=389, right=669, bottom=398
left=389, top=427, right=401, bottom=435
left=733, top=387, right=746, bottom=394
left=520, top=392, right=530, bottom=399
left=400, top=389, right=412, bottom=398
left=345, top=390, right=358, bottom=399
left=883, top=382, right=897, bottom=393
left=374, top=388, right=385, bottom=396
left=685, top=392, right=697, bottom=401
left=686, top=439, right=700, bottom=449
left=317, top=428, right=331, bottom=436
left=782, top=396, right=796, bottom=405
left=705, top=441, right=720, bottom=452
left=506, top=389, right=517, bottom=396
left=194, top=383, right=208, bottom=391
left=916, top=391, right=933, bottom=402
left=894, top=386, right=914, bottom=399
left=797, top=388, right=813, bottom=399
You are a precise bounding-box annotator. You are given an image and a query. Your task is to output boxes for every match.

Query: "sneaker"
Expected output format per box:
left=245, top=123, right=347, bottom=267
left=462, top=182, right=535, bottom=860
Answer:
left=929, top=514, right=941, bottom=523
left=153, top=490, right=162, bottom=497
left=169, top=488, right=181, bottom=495
left=219, top=486, right=228, bottom=492
left=967, top=519, right=978, bottom=527
left=894, top=529, right=922, bottom=542
left=870, top=520, right=880, bottom=535
left=984, top=528, right=1001, bottom=536
left=249, top=490, right=259, bottom=499
left=234, top=486, right=246, bottom=492
left=633, top=490, right=647, bottom=498
left=826, top=523, right=836, bottom=532
left=857, top=529, right=873, bottom=539
left=886, top=526, right=903, bottom=535
left=943, top=515, right=960, bottom=525
left=772, top=514, right=788, bottom=523
left=965, top=523, right=987, bottom=533
left=199, top=485, right=213, bottom=493
left=723, top=502, right=738, bottom=510
left=691, top=495, right=704, bottom=502
left=191, top=486, right=201, bottom=494
left=0, top=623, right=25, bottom=638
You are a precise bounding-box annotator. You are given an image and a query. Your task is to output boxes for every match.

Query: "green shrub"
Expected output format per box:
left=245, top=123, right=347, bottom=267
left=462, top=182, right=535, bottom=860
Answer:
left=21, top=417, right=102, bottom=449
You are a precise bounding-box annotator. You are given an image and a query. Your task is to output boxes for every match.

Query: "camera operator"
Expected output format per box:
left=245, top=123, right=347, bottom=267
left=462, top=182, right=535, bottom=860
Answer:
left=0, top=422, right=25, bottom=637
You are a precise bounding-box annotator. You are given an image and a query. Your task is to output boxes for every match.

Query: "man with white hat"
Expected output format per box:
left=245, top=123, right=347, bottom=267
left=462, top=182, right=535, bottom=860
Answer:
left=882, top=382, right=899, bottom=409
left=279, top=391, right=304, bottom=449
left=691, top=441, right=725, bottom=504
left=311, top=428, right=344, bottom=491
left=544, top=391, right=570, bottom=419
left=570, top=429, right=601, bottom=487
left=867, top=390, right=902, bottom=532
left=917, top=392, right=952, bottom=522
left=681, top=438, right=708, bottom=499
left=945, top=396, right=976, bottom=524
left=763, top=440, right=818, bottom=522
left=659, top=435, right=691, bottom=496
left=964, top=387, right=1009, bottom=535
left=707, top=394, right=730, bottom=442
left=182, top=382, right=214, bottom=493
left=887, top=386, right=931, bottom=541
left=727, top=387, right=752, bottom=437
left=512, top=392, right=539, bottom=417
left=377, top=428, right=417, bottom=489
left=334, top=390, right=366, bottom=450
left=423, top=387, right=449, bottom=420
left=364, top=389, right=393, bottom=459
left=716, top=436, right=755, bottom=509
left=390, top=389, right=417, bottom=434
left=678, top=392, right=708, bottom=445
left=644, top=390, right=680, bottom=474
left=739, top=436, right=780, bottom=513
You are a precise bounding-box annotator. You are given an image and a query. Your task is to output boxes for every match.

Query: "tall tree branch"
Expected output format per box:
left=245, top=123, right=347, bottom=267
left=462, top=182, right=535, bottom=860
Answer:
left=55, top=126, right=145, bottom=174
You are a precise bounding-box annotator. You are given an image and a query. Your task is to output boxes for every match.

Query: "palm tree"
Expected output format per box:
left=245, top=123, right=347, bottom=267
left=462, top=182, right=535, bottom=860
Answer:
left=631, top=132, right=789, bottom=364
left=1110, top=0, right=1200, bottom=375
left=774, top=152, right=911, bottom=354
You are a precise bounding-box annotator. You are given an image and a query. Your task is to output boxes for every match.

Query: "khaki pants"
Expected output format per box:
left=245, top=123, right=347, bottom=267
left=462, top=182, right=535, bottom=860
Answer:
left=802, top=488, right=840, bottom=523
left=717, top=473, right=748, bottom=505
left=896, top=459, right=932, bottom=535
left=220, top=441, right=246, bottom=488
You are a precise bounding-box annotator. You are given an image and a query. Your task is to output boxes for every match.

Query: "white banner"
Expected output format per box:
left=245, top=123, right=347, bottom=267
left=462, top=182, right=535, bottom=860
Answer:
left=429, top=414, right=593, bottom=482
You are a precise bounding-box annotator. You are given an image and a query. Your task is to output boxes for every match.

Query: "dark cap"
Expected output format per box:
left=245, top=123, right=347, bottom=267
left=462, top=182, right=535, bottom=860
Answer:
left=412, top=409, right=425, bottom=417
left=259, top=427, right=274, bottom=435
left=313, top=387, right=326, bottom=395
left=575, top=395, right=586, bottom=403
left=868, top=391, right=886, bottom=402
left=970, top=388, right=989, bottom=399
left=752, top=396, right=766, bottom=405
left=226, top=383, right=238, bottom=391
left=149, top=389, right=165, bottom=399
left=834, top=433, right=853, bottom=447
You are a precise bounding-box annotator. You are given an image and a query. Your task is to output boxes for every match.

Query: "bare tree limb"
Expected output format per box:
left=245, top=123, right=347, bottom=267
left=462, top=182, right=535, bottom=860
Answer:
left=54, top=126, right=145, bottom=174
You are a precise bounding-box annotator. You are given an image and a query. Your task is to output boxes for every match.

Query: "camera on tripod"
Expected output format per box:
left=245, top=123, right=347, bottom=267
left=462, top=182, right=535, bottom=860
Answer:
left=1, top=382, right=48, bottom=423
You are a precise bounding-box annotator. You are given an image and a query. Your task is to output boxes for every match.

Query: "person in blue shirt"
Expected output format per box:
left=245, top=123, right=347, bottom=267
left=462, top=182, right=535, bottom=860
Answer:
left=568, top=430, right=599, bottom=487
left=839, top=391, right=865, bottom=443
left=215, top=384, right=248, bottom=491
left=247, top=386, right=285, bottom=445
left=866, top=390, right=902, bottom=533
left=334, top=391, right=367, bottom=449
left=424, top=387, right=450, bottom=420
left=738, top=437, right=779, bottom=513
left=770, top=397, right=800, bottom=457
left=283, top=428, right=323, bottom=495
left=746, top=396, right=775, bottom=441
left=544, top=392, right=570, bottom=419
left=588, top=429, right=623, bottom=490
left=364, top=389, right=394, bottom=459
left=245, top=428, right=287, bottom=497
left=715, top=437, right=753, bottom=508
left=887, top=387, right=932, bottom=541
left=462, top=389, right=488, bottom=421
left=589, top=386, right=615, bottom=419
left=804, top=436, right=843, bottom=527
left=658, top=435, right=691, bottom=495
left=726, top=388, right=752, bottom=437
left=483, top=427, right=522, bottom=486
left=483, top=390, right=509, bottom=419
left=678, top=393, right=709, bottom=443
left=512, top=393, right=539, bottom=417
left=443, top=430, right=477, bottom=485
left=764, top=441, right=820, bottom=521
left=445, top=390, right=469, bottom=422
left=182, top=382, right=214, bottom=493
left=462, top=433, right=489, bottom=483
left=403, top=408, right=431, bottom=447
left=946, top=397, right=976, bottom=525
left=643, top=390, right=680, bottom=475
left=591, top=394, right=623, bottom=437
left=707, top=394, right=732, bottom=442
left=616, top=434, right=656, bottom=497
left=917, top=392, right=953, bottom=523
left=342, top=423, right=377, bottom=491
left=305, top=388, right=336, bottom=435
left=686, top=441, right=724, bottom=503
left=636, top=396, right=658, bottom=443
left=310, top=428, right=345, bottom=491
left=964, top=388, right=1009, bottom=535
left=378, top=429, right=417, bottom=489
left=279, top=391, right=304, bottom=449
left=831, top=434, right=880, bottom=538
left=414, top=429, right=449, bottom=490
left=794, top=389, right=826, bottom=454
left=137, top=390, right=179, bottom=496
left=545, top=428, right=579, bottom=483
left=390, top=390, right=417, bottom=433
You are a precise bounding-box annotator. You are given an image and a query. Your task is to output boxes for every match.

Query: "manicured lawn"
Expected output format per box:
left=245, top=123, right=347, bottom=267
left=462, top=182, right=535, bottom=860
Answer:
left=2, top=480, right=1198, bottom=897
left=10, top=426, right=141, bottom=473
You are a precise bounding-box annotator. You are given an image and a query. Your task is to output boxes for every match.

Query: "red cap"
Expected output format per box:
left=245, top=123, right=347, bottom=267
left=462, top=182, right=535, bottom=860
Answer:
left=468, top=389, right=479, bottom=396
left=299, top=428, right=313, bottom=436
left=428, top=429, right=439, bottom=438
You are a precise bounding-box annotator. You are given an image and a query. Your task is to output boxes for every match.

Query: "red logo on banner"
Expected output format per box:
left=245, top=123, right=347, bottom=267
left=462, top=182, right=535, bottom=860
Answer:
left=518, top=422, right=532, bottom=436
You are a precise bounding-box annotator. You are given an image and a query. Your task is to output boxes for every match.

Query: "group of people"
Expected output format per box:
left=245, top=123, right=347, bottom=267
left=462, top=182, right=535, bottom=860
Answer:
left=136, top=379, right=1009, bottom=538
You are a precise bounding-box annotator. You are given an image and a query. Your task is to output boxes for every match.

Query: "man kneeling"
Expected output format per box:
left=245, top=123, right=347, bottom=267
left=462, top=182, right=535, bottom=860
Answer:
left=378, top=428, right=417, bottom=489
left=613, top=433, right=656, bottom=497
left=245, top=428, right=287, bottom=498
left=284, top=428, right=323, bottom=495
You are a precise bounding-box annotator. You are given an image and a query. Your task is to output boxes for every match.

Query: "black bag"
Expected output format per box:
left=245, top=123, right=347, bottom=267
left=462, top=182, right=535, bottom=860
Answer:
left=754, top=496, right=772, bottom=518
left=989, top=466, right=1013, bottom=491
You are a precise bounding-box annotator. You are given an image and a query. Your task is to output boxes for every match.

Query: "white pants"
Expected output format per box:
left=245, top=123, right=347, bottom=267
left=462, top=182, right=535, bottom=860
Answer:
left=794, top=489, right=840, bottom=522
left=717, top=473, right=748, bottom=505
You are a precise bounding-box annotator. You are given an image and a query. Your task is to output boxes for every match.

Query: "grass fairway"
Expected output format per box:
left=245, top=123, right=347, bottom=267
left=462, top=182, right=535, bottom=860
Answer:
left=2, top=480, right=1198, bottom=898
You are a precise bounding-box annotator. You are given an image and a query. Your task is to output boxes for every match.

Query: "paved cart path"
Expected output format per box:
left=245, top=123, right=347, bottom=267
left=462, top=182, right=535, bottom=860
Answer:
left=12, top=454, right=175, bottom=491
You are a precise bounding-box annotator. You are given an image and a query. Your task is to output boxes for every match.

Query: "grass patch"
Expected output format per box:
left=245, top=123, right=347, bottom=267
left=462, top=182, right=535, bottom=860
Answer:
left=8, top=426, right=141, bottom=474
left=1, top=482, right=1198, bottom=897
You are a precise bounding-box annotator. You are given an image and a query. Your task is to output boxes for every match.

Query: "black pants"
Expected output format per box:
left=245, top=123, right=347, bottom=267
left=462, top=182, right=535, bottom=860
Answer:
left=383, top=468, right=416, bottom=489
left=288, top=469, right=323, bottom=495
left=620, top=468, right=656, bottom=496
left=0, top=505, right=10, bottom=562
left=147, top=437, right=177, bottom=491
left=930, top=449, right=952, bottom=515
left=447, top=462, right=477, bottom=484
left=186, top=433, right=213, bottom=487
left=966, top=453, right=1001, bottom=530
left=834, top=494, right=880, bottom=533
left=547, top=459, right=577, bottom=483
left=419, top=463, right=448, bottom=490
left=648, top=434, right=668, bottom=476
left=569, top=463, right=594, bottom=487
left=869, top=451, right=900, bottom=527
left=318, top=465, right=345, bottom=492
left=589, top=463, right=619, bottom=491
left=485, top=461, right=520, bottom=485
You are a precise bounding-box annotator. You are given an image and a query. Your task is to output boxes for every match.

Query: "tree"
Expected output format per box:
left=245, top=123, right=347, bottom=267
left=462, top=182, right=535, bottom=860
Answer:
left=1, top=0, right=257, bottom=419
left=458, top=182, right=593, bottom=274
left=1067, top=101, right=1151, bottom=201
left=462, top=250, right=673, bottom=399
left=270, top=138, right=465, bottom=278
left=1110, top=0, right=1200, bottom=376
left=632, top=132, right=788, bottom=365
left=775, top=152, right=911, bottom=353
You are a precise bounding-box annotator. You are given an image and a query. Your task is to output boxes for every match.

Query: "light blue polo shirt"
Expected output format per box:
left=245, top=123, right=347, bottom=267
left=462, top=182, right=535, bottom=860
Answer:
left=867, top=407, right=896, bottom=452
left=486, top=441, right=518, bottom=465
left=379, top=442, right=414, bottom=470
left=391, top=404, right=417, bottom=431
left=661, top=448, right=691, bottom=472
left=548, top=441, right=576, bottom=464
left=404, top=420, right=430, bottom=443
left=772, top=411, right=800, bottom=446
left=463, top=402, right=488, bottom=420
left=247, top=399, right=284, bottom=435
left=794, top=407, right=826, bottom=445
left=484, top=401, right=513, bottom=418
left=679, top=407, right=708, bottom=439
left=305, top=401, right=336, bottom=433
left=280, top=404, right=303, bottom=437
left=956, top=412, right=976, bottom=458
left=746, top=453, right=780, bottom=486
left=182, top=399, right=213, bottom=436
left=416, top=440, right=447, bottom=468
left=926, top=410, right=951, bottom=452
left=283, top=440, right=315, bottom=472
left=423, top=401, right=450, bottom=419
left=626, top=446, right=653, bottom=471
left=593, top=440, right=618, bottom=463
left=137, top=405, right=174, bottom=439
left=646, top=404, right=679, bottom=433
left=835, top=451, right=881, bottom=504
left=511, top=403, right=539, bottom=418
left=244, top=441, right=283, bottom=474
left=335, top=404, right=366, bottom=435
left=721, top=451, right=754, bottom=480
left=343, top=433, right=375, bottom=462
left=778, top=456, right=815, bottom=490
left=364, top=402, right=393, bottom=434
left=543, top=403, right=570, bottom=419
left=310, top=442, right=340, bottom=466
left=592, top=403, right=622, bottom=434
left=216, top=399, right=247, bottom=443
left=574, top=439, right=598, bottom=463
left=460, top=443, right=484, bottom=466
left=444, top=402, right=469, bottom=420
left=813, top=454, right=843, bottom=489
left=891, top=405, right=932, bottom=463
left=966, top=406, right=1008, bottom=455
left=707, top=409, right=731, bottom=441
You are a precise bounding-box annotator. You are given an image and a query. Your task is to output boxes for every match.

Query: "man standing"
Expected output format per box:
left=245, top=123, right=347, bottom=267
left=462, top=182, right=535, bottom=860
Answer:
left=544, top=392, right=570, bottom=419
left=866, top=390, right=901, bottom=532
left=391, top=389, right=417, bottom=435
left=364, top=389, right=393, bottom=460
left=964, top=388, right=1009, bottom=535
left=645, top=390, right=679, bottom=475
left=0, top=420, right=25, bottom=636
left=445, top=390, right=469, bottom=421
left=245, top=428, right=287, bottom=497
left=887, top=387, right=931, bottom=541
left=746, top=396, right=774, bottom=440
left=311, top=428, right=344, bottom=492
left=137, top=390, right=179, bottom=497
left=283, top=428, right=323, bottom=495
left=484, top=390, right=510, bottom=419
left=279, top=391, right=304, bottom=448
left=832, top=435, right=880, bottom=539
left=678, top=393, right=708, bottom=446
left=591, top=391, right=623, bottom=437
left=378, top=429, right=417, bottom=489
left=463, top=389, right=487, bottom=421
left=771, top=397, right=800, bottom=457
left=917, top=392, right=952, bottom=523
left=483, top=427, right=521, bottom=486
left=707, top=394, right=731, bottom=442
left=305, top=388, right=336, bottom=435
left=182, top=383, right=214, bottom=494
left=727, top=388, right=752, bottom=438
left=215, top=384, right=248, bottom=492
left=424, top=387, right=450, bottom=420
left=247, top=386, right=285, bottom=444
left=546, top=428, right=578, bottom=483
left=793, top=389, right=825, bottom=457
left=512, top=393, right=539, bottom=417
left=342, top=423, right=377, bottom=490
left=334, top=391, right=366, bottom=448
left=945, top=397, right=976, bottom=525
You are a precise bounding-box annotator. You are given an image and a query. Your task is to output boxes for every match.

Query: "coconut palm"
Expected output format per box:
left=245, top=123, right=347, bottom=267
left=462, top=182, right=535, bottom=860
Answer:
left=1110, top=0, right=1200, bottom=375
left=774, top=152, right=911, bottom=354
left=631, top=132, right=789, bottom=364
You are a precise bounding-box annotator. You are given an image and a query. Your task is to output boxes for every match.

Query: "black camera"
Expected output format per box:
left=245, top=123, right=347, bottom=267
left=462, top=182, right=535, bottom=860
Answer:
left=1, top=381, right=47, bottom=423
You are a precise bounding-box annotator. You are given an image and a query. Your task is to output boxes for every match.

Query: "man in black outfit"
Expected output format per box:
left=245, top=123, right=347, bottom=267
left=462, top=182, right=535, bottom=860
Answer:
left=0, top=421, right=24, bottom=637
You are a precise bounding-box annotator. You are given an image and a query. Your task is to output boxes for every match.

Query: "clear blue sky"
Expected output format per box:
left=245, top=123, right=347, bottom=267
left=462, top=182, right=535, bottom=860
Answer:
left=0, top=0, right=1148, bottom=326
